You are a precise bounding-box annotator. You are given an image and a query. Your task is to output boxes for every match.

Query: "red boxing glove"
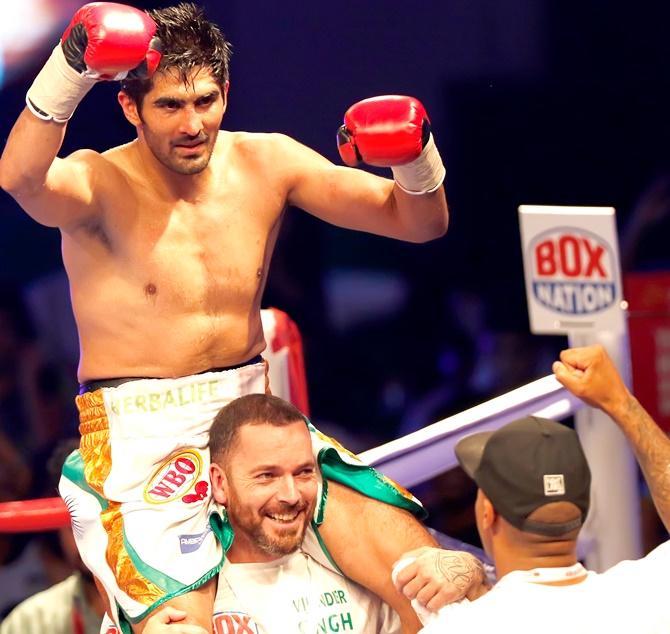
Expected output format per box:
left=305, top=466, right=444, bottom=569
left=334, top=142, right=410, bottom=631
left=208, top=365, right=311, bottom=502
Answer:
left=337, top=95, right=446, bottom=195
left=61, top=2, right=161, bottom=80
left=337, top=95, right=429, bottom=167
left=27, top=2, right=161, bottom=122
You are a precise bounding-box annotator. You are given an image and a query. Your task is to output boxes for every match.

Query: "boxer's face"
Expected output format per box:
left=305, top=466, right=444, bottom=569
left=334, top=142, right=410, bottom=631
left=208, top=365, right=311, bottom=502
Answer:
left=120, top=66, right=228, bottom=175
left=214, top=421, right=318, bottom=562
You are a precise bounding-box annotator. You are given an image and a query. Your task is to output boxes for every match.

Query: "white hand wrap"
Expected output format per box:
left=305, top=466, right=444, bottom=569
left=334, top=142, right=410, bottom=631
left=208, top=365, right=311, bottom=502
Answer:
left=391, top=134, right=446, bottom=195
left=391, top=557, right=441, bottom=625
left=25, top=45, right=97, bottom=123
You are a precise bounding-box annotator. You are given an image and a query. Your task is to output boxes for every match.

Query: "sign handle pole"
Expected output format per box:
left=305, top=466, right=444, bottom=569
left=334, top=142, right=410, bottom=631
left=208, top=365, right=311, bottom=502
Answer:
left=519, top=205, right=642, bottom=570
left=568, top=326, right=642, bottom=570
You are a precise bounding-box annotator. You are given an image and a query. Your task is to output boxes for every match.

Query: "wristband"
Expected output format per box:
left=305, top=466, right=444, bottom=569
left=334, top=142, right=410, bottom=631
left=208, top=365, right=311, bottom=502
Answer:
left=25, top=45, right=97, bottom=123
left=391, top=134, right=446, bottom=195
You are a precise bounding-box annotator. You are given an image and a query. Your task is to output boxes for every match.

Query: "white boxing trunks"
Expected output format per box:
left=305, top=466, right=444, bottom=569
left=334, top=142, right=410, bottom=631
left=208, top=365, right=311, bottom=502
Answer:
left=61, top=358, right=425, bottom=634
left=60, top=357, right=269, bottom=632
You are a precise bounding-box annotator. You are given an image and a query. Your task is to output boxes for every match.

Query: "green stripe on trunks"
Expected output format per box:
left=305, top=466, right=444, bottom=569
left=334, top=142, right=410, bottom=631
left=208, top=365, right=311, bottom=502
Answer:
left=123, top=513, right=229, bottom=625
left=61, top=450, right=108, bottom=510
left=317, top=446, right=428, bottom=523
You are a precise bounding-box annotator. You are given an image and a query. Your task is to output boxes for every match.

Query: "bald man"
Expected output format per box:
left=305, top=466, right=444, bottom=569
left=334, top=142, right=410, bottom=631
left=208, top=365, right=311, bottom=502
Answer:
left=395, top=345, right=670, bottom=633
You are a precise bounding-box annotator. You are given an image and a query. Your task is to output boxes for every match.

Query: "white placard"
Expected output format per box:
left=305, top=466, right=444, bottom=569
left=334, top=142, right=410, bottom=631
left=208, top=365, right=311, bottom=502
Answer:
left=518, top=205, right=625, bottom=335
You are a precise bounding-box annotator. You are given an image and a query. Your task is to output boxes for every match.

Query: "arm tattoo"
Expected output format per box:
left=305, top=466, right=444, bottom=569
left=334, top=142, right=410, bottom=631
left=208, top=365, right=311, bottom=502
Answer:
left=434, top=552, right=486, bottom=594
left=623, top=398, right=670, bottom=532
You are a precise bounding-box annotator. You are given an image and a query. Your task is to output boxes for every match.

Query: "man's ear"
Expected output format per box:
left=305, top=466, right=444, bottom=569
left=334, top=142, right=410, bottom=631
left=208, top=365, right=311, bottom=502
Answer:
left=118, top=91, right=142, bottom=127
left=210, top=462, right=229, bottom=505
left=221, top=80, right=230, bottom=115
left=480, top=492, right=498, bottom=532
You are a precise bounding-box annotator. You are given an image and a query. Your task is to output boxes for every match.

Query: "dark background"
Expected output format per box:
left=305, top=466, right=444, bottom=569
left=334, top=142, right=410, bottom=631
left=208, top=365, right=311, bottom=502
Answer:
left=3, top=1, right=670, bottom=446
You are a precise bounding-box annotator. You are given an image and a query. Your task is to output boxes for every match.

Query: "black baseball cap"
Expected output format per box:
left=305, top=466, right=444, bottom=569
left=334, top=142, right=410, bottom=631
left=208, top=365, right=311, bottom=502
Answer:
left=455, top=416, right=591, bottom=537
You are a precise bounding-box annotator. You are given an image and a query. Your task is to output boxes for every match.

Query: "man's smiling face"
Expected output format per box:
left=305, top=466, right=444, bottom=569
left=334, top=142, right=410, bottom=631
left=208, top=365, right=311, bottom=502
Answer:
left=218, top=420, right=318, bottom=562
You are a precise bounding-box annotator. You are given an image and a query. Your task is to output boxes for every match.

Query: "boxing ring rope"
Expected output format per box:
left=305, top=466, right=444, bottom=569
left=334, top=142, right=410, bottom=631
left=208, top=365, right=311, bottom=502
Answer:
left=0, top=498, right=70, bottom=533
left=361, top=375, right=584, bottom=488
left=0, top=371, right=582, bottom=532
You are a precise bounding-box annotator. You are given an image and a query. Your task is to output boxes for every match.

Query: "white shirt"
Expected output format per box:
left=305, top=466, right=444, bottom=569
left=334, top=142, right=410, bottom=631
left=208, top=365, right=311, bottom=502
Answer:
left=419, top=540, right=670, bottom=634
left=98, top=526, right=399, bottom=634
left=215, top=550, right=401, bottom=634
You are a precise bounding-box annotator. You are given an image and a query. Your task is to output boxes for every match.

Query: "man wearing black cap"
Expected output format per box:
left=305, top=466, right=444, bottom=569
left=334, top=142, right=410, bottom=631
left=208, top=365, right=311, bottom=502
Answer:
left=456, top=415, right=591, bottom=571
left=396, top=344, right=670, bottom=633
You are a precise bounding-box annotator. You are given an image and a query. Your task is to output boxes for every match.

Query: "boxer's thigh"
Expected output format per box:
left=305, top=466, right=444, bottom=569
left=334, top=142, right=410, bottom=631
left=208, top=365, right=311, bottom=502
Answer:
left=319, top=481, right=437, bottom=633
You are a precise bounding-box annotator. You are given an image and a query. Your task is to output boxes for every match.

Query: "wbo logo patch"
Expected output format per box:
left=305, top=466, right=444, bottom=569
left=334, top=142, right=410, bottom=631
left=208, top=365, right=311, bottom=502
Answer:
left=528, top=227, right=617, bottom=316
left=144, top=450, right=203, bottom=504
left=213, top=611, right=260, bottom=634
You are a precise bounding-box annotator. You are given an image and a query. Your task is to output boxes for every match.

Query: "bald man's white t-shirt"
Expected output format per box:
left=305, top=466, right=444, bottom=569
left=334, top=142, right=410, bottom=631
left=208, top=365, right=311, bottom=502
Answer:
left=418, top=540, right=670, bottom=634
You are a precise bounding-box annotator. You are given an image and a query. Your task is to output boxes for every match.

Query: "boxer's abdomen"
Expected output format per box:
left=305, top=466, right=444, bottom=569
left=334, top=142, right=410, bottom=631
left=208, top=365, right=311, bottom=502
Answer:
left=75, top=306, right=267, bottom=381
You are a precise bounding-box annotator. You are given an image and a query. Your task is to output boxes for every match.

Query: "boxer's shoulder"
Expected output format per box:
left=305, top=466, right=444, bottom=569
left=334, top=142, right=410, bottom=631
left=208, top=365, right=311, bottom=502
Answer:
left=99, top=142, right=151, bottom=189
left=57, top=144, right=142, bottom=230
left=102, top=140, right=139, bottom=164
left=62, top=147, right=105, bottom=168
left=228, top=131, right=323, bottom=183
left=62, top=144, right=128, bottom=182
left=218, top=131, right=299, bottom=185
left=225, top=130, right=293, bottom=160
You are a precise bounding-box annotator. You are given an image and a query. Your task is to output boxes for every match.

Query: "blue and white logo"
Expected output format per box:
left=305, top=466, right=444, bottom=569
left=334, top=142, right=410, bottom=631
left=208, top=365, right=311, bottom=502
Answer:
left=529, top=227, right=618, bottom=316
left=178, top=524, right=212, bottom=554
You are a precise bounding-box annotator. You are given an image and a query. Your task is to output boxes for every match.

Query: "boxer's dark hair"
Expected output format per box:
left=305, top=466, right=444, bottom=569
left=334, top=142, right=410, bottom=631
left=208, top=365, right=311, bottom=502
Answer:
left=120, top=3, right=232, bottom=109
left=209, top=394, right=307, bottom=463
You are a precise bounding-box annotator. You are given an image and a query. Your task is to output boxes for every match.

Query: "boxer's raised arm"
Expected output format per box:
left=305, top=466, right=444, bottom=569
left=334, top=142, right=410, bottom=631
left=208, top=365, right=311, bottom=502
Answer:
left=285, top=96, right=449, bottom=243
left=0, top=2, right=159, bottom=228
left=1, top=114, right=100, bottom=229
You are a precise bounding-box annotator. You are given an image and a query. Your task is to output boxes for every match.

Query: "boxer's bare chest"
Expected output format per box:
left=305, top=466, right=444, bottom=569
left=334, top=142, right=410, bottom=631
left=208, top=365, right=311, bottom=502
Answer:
left=66, top=151, right=286, bottom=315
left=140, top=195, right=276, bottom=308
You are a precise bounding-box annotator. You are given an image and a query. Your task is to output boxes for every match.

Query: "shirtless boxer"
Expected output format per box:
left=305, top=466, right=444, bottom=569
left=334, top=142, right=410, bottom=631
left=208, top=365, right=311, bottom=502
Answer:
left=0, top=3, right=485, bottom=633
